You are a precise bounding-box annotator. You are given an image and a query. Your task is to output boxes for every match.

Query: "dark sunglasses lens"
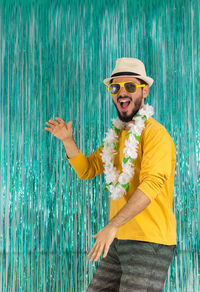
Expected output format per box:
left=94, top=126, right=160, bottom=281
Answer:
left=125, top=82, right=136, bottom=93
left=109, top=84, right=120, bottom=94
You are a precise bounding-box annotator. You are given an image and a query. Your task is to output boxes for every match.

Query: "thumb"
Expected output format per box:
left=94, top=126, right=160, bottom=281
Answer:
left=68, top=120, right=73, bottom=128
left=92, top=234, right=98, bottom=238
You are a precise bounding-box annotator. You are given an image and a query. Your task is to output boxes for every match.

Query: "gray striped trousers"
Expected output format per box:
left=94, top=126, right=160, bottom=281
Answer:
left=86, top=238, right=176, bottom=292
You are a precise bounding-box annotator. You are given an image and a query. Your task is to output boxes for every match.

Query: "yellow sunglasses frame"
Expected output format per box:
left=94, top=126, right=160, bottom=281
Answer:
left=108, top=81, right=146, bottom=95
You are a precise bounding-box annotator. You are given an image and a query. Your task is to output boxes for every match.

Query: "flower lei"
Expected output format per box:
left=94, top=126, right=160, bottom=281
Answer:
left=100, top=103, right=154, bottom=200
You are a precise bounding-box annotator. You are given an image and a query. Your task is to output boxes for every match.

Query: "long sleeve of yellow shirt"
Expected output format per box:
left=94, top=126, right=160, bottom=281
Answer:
left=66, top=117, right=177, bottom=245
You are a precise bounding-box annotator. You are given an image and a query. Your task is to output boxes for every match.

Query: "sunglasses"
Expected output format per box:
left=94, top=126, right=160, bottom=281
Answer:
left=108, top=81, right=146, bottom=95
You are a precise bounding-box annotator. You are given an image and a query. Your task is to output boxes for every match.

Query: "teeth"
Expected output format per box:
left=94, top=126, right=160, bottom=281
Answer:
left=119, top=99, right=131, bottom=103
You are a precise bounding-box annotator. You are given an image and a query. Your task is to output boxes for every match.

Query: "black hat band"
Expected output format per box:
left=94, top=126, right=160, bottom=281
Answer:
left=111, top=72, right=141, bottom=77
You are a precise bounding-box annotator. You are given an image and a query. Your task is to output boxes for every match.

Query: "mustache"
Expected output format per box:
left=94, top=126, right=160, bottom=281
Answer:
left=117, top=95, right=132, bottom=103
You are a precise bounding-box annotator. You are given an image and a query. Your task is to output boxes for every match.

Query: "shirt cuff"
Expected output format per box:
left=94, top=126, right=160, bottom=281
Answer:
left=66, top=151, right=89, bottom=173
left=137, top=182, right=158, bottom=202
left=66, top=150, right=82, bottom=161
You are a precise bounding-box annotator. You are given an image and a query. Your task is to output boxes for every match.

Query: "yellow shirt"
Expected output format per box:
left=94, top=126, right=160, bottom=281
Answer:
left=67, top=117, right=177, bottom=245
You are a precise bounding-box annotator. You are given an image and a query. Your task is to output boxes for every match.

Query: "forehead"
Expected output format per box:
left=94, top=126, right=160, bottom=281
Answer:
left=112, top=76, right=140, bottom=84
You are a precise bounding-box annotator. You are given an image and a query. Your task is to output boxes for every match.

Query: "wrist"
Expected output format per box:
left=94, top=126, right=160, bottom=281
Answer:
left=107, top=221, right=118, bottom=230
left=62, top=137, right=73, bottom=143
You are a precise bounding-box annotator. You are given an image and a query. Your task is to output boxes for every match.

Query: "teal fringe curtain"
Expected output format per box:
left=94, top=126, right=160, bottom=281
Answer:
left=0, top=0, right=199, bottom=291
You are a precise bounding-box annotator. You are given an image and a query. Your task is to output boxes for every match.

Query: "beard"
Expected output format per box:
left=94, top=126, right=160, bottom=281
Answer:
left=112, top=94, right=143, bottom=122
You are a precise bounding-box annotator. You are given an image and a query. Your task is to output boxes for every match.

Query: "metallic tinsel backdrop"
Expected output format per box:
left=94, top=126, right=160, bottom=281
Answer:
left=0, top=0, right=199, bottom=291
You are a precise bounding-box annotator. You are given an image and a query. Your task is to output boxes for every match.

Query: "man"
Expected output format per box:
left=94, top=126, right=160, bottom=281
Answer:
left=44, top=58, right=177, bottom=291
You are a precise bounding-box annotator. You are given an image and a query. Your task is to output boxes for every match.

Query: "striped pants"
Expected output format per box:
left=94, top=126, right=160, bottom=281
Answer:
left=86, top=239, right=176, bottom=292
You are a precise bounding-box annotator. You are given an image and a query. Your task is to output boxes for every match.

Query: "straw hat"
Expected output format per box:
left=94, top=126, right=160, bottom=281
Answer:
left=103, top=57, right=154, bottom=87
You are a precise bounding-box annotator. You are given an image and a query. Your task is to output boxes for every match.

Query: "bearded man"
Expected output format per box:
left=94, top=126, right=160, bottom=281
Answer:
left=44, top=58, right=177, bottom=292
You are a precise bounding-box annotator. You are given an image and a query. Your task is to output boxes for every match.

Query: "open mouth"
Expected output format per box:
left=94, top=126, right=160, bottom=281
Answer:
left=118, top=99, right=131, bottom=111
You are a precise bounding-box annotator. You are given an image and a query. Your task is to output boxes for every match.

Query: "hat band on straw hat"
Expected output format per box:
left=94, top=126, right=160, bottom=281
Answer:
left=111, top=72, right=140, bottom=77
left=103, top=58, right=154, bottom=87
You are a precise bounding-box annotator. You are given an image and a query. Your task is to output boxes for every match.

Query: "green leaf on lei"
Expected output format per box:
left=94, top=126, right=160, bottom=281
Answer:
left=133, top=134, right=140, bottom=142
left=111, top=124, right=121, bottom=135
left=123, top=157, right=130, bottom=164
left=121, top=183, right=129, bottom=192
left=142, top=115, right=147, bottom=121
left=101, top=141, right=104, bottom=148
left=125, top=131, right=132, bottom=137
left=115, top=182, right=119, bottom=187
left=133, top=114, right=141, bottom=118
left=131, top=159, right=136, bottom=166
left=104, top=182, right=112, bottom=191
left=113, top=142, right=118, bottom=149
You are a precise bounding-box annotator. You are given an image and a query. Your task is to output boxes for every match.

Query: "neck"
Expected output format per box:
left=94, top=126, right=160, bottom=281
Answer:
left=124, top=104, right=145, bottom=130
left=124, top=120, right=135, bottom=130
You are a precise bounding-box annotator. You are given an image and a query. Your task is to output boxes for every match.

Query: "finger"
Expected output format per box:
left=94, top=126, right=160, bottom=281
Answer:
left=48, top=119, right=59, bottom=125
left=88, top=242, right=98, bottom=257
left=90, top=246, right=100, bottom=262
left=89, top=241, right=102, bottom=260
left=93, top=244, right=105, bottom=262
left=44, top=127, right=53, bottom=132
left=88, top=248, right=94, bottom=257
left=55, top=117, right=64, bottom=124
left=66, top=120, right=72, bottom=130
left=45, top=122, right=54, bottom=127
left=102, top=244, right=110, bottom=258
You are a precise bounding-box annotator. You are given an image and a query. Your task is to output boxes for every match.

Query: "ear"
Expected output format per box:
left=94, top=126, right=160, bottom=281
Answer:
left=143, top=85, right=149, bottom=98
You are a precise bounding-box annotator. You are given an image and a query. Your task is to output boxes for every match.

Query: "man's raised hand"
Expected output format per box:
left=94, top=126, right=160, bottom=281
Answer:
left=44, top=117, right=73, bottom=142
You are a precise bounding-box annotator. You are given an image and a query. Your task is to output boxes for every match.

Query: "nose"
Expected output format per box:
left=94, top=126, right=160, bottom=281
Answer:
left=118, top=85, right=126, bottom=95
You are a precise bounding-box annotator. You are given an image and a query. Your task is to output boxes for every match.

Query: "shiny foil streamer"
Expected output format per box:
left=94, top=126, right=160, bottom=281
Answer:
left=0, top=0, right=199, bottom=291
